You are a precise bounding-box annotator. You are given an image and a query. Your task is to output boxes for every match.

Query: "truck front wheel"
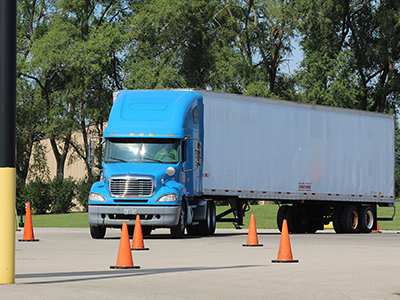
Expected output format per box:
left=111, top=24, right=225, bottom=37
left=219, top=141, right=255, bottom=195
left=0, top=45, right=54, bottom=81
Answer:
left=170, top=203, right=186, bottom=238
left=90, top=225, right=106, bottom=239
left=142, top=227, right=153, bottom=236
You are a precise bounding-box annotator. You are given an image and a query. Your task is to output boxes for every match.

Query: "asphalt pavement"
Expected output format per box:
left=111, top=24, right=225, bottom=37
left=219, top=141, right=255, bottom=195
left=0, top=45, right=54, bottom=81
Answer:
left=1, top=227, right=400, bottom=299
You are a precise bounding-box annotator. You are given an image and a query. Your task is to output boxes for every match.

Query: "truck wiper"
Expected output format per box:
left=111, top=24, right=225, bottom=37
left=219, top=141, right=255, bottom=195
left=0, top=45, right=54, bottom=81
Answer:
left=109, top=157, right=128, bottom=163
left=143, top=157, right=164, bottom=163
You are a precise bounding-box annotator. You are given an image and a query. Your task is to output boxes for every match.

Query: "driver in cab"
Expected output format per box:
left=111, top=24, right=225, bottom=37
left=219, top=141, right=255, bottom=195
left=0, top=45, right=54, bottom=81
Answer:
left=154, top=144, right=177, bottom=162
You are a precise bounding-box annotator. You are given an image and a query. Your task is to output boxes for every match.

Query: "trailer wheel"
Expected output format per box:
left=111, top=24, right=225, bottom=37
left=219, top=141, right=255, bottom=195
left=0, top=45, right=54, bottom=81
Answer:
left=170, top=202, right=186, bottom=238
left=90, top=225, right=106, bottom=239
left=332, top=206, right=344, bottom=233
left=277, top=205, right=289, bottom=232
left=341, top=205, right=359, bottom=233
left=358, top=206, right=374, bottom=233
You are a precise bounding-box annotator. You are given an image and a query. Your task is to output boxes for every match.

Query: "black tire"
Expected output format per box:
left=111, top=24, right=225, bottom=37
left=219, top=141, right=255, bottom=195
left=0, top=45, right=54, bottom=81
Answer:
left=90, top=225, right=106, bottom=239
left=199, top=201, right=215, bottom=236
left=128, top=225, right=134, bottom=237
left=142, top=227, right=152, bottom=236
left=277, top=205, right=289, bottom=232
left=209, top=201, right=216, bottom=235
left=341, top=205, right=359, bottom=233
left=333, top=206, right=344, bottom=233
left=304, top=219, right=319, bottom=233
left=287, top=206, right=305, bottom=233
left=186, top=225, right=199, bottom=236
left=358, top=206, right=374, bottom=233
left=170, top=202, right=186, bottom=238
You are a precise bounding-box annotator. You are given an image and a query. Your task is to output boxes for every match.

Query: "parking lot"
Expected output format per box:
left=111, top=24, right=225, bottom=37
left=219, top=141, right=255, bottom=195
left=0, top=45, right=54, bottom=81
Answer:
left=2, top=227, right=400, bottom=299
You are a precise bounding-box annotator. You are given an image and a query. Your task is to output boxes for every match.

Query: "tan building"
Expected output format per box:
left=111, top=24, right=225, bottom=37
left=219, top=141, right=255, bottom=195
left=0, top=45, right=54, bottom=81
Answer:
left=28, top=123, right=106, bottom=181
left=34, top=138, right=87, bottom=180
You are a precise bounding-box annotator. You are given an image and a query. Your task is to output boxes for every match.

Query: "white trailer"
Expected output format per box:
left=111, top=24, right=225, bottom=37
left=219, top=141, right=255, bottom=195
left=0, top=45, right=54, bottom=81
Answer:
left=198, top=91, right=395, bottom=233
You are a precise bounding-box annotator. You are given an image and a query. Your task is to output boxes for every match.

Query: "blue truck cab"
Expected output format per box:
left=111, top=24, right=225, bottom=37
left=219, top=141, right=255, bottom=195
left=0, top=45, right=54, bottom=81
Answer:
left=88, top=90, right=214, bottom=238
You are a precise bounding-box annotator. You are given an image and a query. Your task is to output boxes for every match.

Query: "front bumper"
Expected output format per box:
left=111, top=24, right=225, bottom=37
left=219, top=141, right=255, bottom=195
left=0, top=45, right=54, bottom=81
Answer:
left=88, top=205, right=181, bottom=228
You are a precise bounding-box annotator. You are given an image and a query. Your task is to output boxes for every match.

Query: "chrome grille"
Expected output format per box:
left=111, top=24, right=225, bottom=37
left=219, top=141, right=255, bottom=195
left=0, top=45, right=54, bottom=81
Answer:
left=109, top=176, right=154, bottom=197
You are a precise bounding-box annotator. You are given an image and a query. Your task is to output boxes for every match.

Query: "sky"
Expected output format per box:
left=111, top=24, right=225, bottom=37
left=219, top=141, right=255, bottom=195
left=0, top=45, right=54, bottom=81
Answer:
left=285, top=41, right=303, bottom=74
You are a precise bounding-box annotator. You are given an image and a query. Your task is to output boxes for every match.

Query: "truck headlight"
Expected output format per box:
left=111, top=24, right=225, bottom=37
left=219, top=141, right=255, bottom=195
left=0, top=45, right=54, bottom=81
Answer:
left=156, top=193, right=177, bottom=202
left=89, top=192, right=107, bottom=202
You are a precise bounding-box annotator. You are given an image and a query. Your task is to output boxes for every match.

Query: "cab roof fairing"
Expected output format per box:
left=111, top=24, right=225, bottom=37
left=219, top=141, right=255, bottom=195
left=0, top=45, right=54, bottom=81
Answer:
left=104, top=90, right=203, bottom=139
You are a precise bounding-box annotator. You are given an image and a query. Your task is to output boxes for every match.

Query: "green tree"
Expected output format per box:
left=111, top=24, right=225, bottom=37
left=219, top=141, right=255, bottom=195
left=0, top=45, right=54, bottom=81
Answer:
left=56, top=0, right=130, bottom=177
left=124, top=0, right=219, bottom=89
left=295, top=0, right=400, bottom=112
left=124, top=0, right=297, bottom=98
left=22, top=0, right=129, bottom=178
left=17, top=0, right=52, bottom=184
left=211, top=0, right=296, bottom=97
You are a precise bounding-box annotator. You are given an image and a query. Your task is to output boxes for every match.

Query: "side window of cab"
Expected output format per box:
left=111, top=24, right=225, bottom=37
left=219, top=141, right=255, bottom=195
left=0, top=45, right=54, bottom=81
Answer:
left=193, top=106, right=199, bottom=124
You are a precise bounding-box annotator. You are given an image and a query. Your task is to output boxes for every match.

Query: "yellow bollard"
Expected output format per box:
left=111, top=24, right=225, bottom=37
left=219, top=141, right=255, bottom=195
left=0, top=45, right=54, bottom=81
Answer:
left=0, top=168, right=16, bottom=284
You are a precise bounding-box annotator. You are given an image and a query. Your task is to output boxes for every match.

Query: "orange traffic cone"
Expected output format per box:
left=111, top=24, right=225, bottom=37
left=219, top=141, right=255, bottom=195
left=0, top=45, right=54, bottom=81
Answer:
left=18, top=202, right=39, bottom=242
left=110, top=222, right=140, bottom=269
left=272, top=219, right=298, bottom=263
left=242, top=213, right=263, bottom=247
left=372, top=220, right=382, bottom=233
left=132, top=215, right=149, bottom=250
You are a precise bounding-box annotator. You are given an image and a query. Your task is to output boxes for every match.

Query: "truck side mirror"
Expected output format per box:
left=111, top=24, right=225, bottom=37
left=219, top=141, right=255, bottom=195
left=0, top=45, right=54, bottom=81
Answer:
left=88, top=137, right=103, bottom=176
left=88, top=139, right=95, bottom=167
left=91, top=167, right=101, bottom=177
left=162, top=166, right=176, bottom=184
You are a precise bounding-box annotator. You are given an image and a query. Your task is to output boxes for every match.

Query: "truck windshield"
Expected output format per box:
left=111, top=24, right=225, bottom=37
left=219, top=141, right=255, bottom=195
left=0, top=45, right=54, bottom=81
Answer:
left=104, top=138, right=180, bottom=164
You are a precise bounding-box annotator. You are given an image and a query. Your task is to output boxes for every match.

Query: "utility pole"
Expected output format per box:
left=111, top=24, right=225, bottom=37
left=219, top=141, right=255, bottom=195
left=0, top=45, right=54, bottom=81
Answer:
left=0, top=0, right=17, bottom=284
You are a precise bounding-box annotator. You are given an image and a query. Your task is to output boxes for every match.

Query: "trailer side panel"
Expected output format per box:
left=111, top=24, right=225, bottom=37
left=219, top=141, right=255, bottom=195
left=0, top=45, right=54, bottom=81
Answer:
left=201, top=91, right=395, bottom=204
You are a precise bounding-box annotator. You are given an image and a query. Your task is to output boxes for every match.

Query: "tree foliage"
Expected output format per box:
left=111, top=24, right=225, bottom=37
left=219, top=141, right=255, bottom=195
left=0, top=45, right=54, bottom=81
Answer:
left=16, top=0, right=52, bottom=184
left=124, top=0, right=219, bottom=89
left=212, top=0, right=296, bottom=97
left=295, top=0, right=400, bottom=113
left=19, top=0, right=129, bottom=179
left=15, top=0, right=400, bottom=195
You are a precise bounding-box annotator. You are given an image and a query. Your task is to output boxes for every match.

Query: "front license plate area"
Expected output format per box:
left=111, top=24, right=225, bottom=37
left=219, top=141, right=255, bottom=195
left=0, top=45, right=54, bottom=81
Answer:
left=124, top=208, right=136, bottom=215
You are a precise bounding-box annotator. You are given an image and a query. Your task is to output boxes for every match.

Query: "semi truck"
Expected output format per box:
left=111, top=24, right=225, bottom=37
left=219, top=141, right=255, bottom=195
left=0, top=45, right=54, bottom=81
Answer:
left=88, top=90, right=395, bottom=238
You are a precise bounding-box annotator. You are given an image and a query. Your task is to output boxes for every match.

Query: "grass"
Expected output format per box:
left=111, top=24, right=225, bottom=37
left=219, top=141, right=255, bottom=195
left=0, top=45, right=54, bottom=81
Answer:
left=30, top=212, right=90, bottom=228
left=27, top=203, right=400, bottom=231
left=216, top=205, right=279, bottom=229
